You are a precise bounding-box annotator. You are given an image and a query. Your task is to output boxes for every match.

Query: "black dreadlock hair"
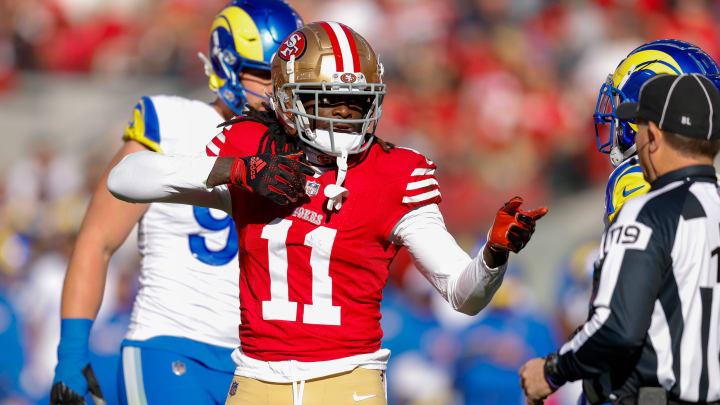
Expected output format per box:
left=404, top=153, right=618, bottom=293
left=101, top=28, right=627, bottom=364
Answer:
left=375, top=135, right=395, bottom=153
left=217, top=105, right=395, bottom=155
left=217, top=106, right=301, bottom=154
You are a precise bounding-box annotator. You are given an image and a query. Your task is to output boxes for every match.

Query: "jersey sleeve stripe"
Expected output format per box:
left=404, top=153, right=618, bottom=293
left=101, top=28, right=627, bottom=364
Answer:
left=411, top=168, right=435, bottom=176
left=123, top=97, right=163, bottom=152
left=402, top=189, right=441, bottom=204
left=206, top=142, right=220, bottom=156
left=406, top=178, right=439, bottom=190
left=139, top=97, right=160, bottom=144
left=124, top=130, right=162, bottom=153
left=206, top=131, right=227, bottom=157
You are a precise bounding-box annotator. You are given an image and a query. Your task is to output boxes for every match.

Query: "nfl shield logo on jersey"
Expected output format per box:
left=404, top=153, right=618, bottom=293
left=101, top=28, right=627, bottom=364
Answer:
left=306, top=180, right=320, bottom=197
left=229, top=381, right=238, bottom=396
left=171, top=361, right=186, bottom=376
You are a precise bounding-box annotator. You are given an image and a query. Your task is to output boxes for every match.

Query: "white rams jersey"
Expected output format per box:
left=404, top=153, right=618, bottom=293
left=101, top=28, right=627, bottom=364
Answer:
left=122, top=95, right=240, bottom=349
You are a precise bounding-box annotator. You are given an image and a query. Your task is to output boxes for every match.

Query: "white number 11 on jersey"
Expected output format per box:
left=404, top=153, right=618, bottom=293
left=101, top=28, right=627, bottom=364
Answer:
left=260, top=218, right=341, bottom=325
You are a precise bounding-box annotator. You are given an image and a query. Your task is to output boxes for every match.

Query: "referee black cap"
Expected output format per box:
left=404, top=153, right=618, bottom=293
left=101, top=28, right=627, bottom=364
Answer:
left=616, top=73, right=720, bottom=140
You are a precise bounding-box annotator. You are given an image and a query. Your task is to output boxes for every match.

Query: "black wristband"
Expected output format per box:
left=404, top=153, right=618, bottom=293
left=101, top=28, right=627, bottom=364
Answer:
left=543, top=353, right=566, bottom=389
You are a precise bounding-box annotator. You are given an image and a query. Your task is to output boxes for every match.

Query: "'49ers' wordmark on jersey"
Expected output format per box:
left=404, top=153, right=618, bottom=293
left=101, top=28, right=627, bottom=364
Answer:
left=207, top=121, right=441, bottom=362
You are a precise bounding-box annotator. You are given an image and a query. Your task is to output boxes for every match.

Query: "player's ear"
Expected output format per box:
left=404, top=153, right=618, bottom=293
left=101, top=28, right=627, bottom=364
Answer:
left=647, top=121, right=662, bottom=152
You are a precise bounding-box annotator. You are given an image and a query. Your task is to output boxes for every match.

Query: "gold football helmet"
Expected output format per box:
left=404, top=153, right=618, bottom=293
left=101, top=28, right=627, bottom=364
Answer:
left=270, top=22, right=386, bottom=157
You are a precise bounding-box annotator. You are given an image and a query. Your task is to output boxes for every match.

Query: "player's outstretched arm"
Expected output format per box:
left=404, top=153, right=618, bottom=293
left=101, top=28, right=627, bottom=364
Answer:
left=108, top=151, right=231, bottom=210
left=108, top=151, right=313, bottom=207
left=393, top=197, right=547, bottom=315
left=53, top=140, right=150, bottom=405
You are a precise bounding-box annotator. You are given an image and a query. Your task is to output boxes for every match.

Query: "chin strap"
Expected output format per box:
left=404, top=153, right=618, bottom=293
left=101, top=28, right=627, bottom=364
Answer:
left=610, top=143, right=638, bottom=167
left=609, top=146, right=624, bottom=167
left=324, top=151, right=349, bottom=211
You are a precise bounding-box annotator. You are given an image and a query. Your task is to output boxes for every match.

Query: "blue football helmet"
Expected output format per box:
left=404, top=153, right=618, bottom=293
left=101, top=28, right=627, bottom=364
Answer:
left=593, top=39, right=720, bottom=166
left=199, top=0, right=303, bottom=115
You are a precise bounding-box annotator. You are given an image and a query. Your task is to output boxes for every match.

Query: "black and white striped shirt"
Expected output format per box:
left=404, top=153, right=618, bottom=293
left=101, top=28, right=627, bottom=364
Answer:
left=554, top=165, right=720, bottom=402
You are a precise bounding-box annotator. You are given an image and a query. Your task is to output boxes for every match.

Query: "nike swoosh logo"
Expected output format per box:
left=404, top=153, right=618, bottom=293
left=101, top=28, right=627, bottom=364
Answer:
left=353, top=393, right=377, bottom=402
left=622, top=185, right=644, bottom=197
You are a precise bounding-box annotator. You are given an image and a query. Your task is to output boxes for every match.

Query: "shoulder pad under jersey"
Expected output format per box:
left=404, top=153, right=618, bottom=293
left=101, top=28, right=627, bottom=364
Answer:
left=206, top=120, right=269, bottom=158
left=604, top=158, right=650, bottom=224
left=374, top=146, right=443, bottom=238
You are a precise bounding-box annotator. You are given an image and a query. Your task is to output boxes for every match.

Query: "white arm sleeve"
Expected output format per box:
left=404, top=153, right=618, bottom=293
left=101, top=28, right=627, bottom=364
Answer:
left=390, top=204, right=508, bottom=315
left=107, top=151, right=232, bottom=213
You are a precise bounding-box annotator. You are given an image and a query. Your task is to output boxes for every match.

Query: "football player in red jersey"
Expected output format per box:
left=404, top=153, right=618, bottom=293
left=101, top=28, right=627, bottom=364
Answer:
left=51, top=3, right=303, bottom=405
left=107, top=22, right=547, bottom=405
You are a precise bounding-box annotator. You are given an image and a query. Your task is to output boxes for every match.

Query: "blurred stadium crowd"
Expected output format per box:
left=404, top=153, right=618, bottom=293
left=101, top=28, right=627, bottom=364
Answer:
left=0, top=0, right=718, bottom=404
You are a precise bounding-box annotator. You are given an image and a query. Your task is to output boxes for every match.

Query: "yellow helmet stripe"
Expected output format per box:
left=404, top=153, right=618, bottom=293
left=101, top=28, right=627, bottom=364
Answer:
left=612, top=49, right=683, bottom=88
left=612, top=49, right=685, bottom=133
left=210, top=6, right=263, bottom=62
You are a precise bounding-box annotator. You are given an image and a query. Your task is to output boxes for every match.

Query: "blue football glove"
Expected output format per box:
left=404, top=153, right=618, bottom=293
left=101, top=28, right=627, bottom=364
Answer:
left=50, top=319, right=105, bottom=405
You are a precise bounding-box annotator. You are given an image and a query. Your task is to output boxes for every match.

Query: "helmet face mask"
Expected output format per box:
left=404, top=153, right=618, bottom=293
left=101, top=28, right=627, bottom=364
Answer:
left=277, top=81, right=386, bottom=156
left=270, top=22, right=386, bottom=157
left=594, top=74, right=636, bottom=157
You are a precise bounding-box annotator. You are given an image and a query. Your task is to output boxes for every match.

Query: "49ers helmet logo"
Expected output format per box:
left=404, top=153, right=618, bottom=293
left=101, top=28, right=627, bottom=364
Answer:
left=340, top=73, right=357, bottom=83
left=278, top=31, right=307, bottom=61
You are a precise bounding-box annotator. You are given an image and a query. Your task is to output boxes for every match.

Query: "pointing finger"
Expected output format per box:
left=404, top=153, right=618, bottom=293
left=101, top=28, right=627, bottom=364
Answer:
left=502, top=196, right=524, bottom=214
left=527, top=207, right=548, bottom=221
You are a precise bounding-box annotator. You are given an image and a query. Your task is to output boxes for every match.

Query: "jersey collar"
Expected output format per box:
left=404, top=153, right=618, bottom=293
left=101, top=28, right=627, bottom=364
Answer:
left=650, top=164, right=717, bottom=190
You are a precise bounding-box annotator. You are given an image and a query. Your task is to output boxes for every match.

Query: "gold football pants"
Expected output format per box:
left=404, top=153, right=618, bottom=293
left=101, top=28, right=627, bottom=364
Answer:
left=224, top=367, right=387, bottom=405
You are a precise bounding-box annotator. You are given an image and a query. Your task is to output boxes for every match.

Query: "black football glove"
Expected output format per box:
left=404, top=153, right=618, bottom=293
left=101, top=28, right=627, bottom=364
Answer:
left=229, top=152, right=314, bottom=205
left=50, top=364, right=105, bottom=405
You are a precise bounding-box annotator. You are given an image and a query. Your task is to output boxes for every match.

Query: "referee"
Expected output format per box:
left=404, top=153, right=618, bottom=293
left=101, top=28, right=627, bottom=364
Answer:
left=520, top=73, right=720, bottom=405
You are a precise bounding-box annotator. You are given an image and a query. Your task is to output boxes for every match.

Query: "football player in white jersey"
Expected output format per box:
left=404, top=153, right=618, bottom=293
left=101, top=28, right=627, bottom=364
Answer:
left=594, top=39, right=720, bottom=228
left=50, top=2, right=302, bottom=404
left=518, top=39, right=720, bottom=405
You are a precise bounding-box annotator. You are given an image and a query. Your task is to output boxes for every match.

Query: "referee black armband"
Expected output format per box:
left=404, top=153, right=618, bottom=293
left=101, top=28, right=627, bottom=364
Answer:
left=544, top=353, right=566, bottom=389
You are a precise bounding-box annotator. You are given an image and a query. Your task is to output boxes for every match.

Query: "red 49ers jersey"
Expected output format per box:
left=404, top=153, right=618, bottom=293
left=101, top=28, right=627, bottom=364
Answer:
left=208, top=122, right=441, bottom=362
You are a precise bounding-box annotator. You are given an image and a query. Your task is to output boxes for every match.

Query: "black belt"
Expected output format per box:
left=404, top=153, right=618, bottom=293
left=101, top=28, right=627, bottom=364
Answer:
left=668, top=400, right=720, bottom=405
left=612, top=388, right=720, bottom=405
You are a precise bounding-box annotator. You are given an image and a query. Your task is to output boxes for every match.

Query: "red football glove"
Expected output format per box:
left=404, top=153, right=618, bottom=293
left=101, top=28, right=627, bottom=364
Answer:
left=229, top=152, right=314, bottom=205
left=487, top=196, right=548, bottom=253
